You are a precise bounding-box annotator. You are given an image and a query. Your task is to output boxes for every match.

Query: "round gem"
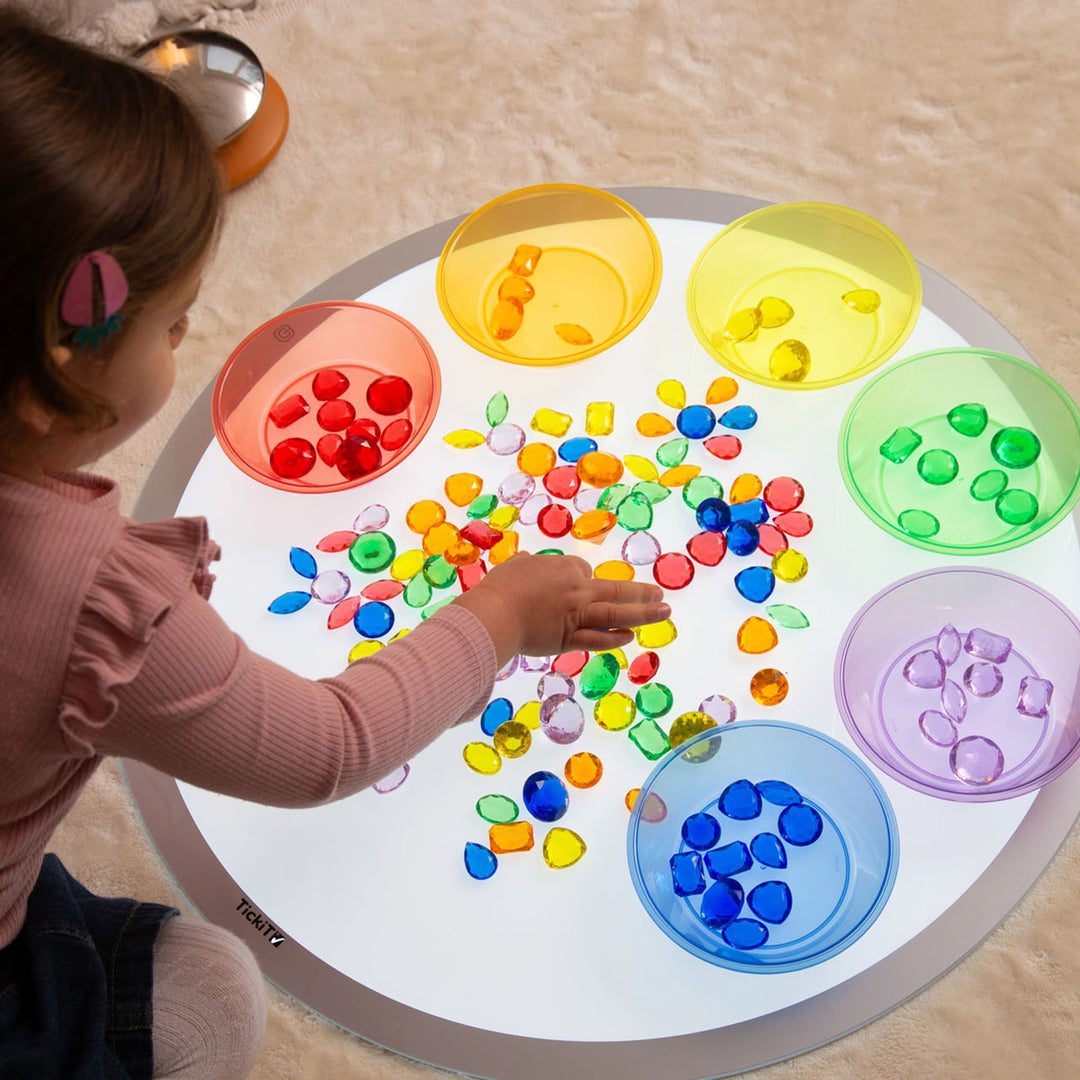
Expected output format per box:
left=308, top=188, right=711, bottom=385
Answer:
left=695, top=498, right=731, bottom=532
left=564, top=752, right=603, bottom=788
left=676, top=405, right=716, bottom=439
left=577, top=450, right=625, bottom=488
left=542, top=827, right=586, bottom=869
left=518, top=441, right=558, bottom=476
left=594, top=559, right=634, bottom=580
left=366, top=374, right=412, bottom=415
left=348, top=532, right=396, bottom=573
left=538, top=672, right=574, bottom=699
left=269, top=437, right=316, bottom=479
left=593, top=691, right=637, bottom=731
left=772, top=548, right=808, bottom=583
left=727, top=520, right=759, bottom=557
left=668, top=711, right=718, bottom=751
left=493, top=720, right=532, bottom=758
left=681, top=812, right=722, bottom=850
left=699, top=695, right=736, bottom=724
left=486, top=423, right=525, bottom=455
left=498, top=471, right=535, bottom=506
left=964, top=661, right=1004, bottom=697
left=311, top=570, right=350, bottom=603
left=763, top=476, right=804, bottom=512
left=537, top=502, right=573, bottom=538
left=683, top=475, right=724, bottom=510
left=539, top=695, right=585, bottom=745
left=917, top=448, right=959, bottom=485
left=991, top=426, right=1041, bottom=469
left=347, top=417, right=380, bottom=442
left=635, top=682, right=673, bottom=718
left=995, top=488, right=1038, bottom=525
left=778, top=802, right=823, bottom=845
left=750, top=668, right=789, bottom=706
left=353, top=600, right=394, bottom=638
left=335, top=433, right=381, bottom=479
left=523, top=771, right=570, bottom=822
left=317, top=398, right=355, bottom=432
left=653, top=552, right=695, bottom=589
left=950, top=735, right=1005, bottom=785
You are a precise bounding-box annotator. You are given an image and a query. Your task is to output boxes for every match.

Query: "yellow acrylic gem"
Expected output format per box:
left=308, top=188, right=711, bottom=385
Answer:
left=498, top=275, right=535, bottom=304
left=842, top=288, right=881, bottom=314
left=636, top=412, right=675, bottom=437
left=488, top=531, right=519, bottom=565
left=514, top=700, right=541, bottom=730
left=388, top=628, right=411, bottom=643
left=542, top=826, right=586, bottom=869
left=656, top=379, right=687, bottom=409
left=596, top=646, right=628, bottom=670
left=668, top=711, right=718, bottom=750
left=554, top=323, right=593, bottom=346
left=571, top=509, right=617, bottom=541
left=594, top=691, right=637, bottom=731
left=489, top=505, right=519, bottom=530
left=722, top=307, right=762, bottom=343
left=772, top=548, right=809, bottom=583
left=769, top=339, right=812, bottom=383
left=635, top=618, right=678, bottom=649
left=576, top=450, right=624, bottom=488
left=493, top=720, right=532, bottom=758
left=443, top=428, right=486, bottom=449
left=660, top=464, right=701, bottom=488
left=490, top=297, right=524, bottom=341
left=422, top=521, right=460, bottom=556
left=585, top=401, right=615, bottom=436
left=750, top=668, right=789, bottom=706
left=564, top=751, right=603, bottom=788
left=705, top=376, right=739, bottom=405
left=348, top=640, right=384, bottom=663
left=508, top=243, right=542, bottom=276
left=517, top=441, right=557, bottom=476
left=594, top=560, right=635, bottom=581
left=729, top=473, right=763, bottom=504
left=463, top=741, right=502, bottom=775
left=737, top=616, right=779, bottom=654
left=755, top=296, right=794, bottom=328
left=445, top=472, right=483, bottom=507
left=443, top=538, right=480, bottom=567
left=624, top=454, right=659, bottom=481
left=489, top=820, right=534, bottom=854
left=406, top=499, right=446, bottom=534
left=531, top=408, right=573, bottom=438
left=390, top=548, right=425, bottom=581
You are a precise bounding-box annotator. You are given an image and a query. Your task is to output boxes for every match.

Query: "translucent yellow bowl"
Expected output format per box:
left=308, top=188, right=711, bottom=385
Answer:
left=436, top=184, right=662, bottom=366
left=686, top=202, right=922, bottom=390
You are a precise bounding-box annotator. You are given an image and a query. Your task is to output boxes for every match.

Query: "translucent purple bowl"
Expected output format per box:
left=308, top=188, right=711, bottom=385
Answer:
left=835, top=567, right=1080, bottom=801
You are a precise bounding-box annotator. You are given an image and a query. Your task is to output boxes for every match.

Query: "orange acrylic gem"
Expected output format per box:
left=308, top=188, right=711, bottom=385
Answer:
left=488, top=820, right=535, bottom=854
left=443, top=538, right=480, bottom=566
left=571, top=509, right=617, bottom=541
left=705, top=376, right=739, bottom=404
left=554, top=323, right=593, bottom=346
left=636, top=412, right=675, bottom=437
left=750, top=667, right=789, bottom=706
left=488, top=530, right=520, bottom=564
left=422, top=521, right=460, bottom=556
left=517, top=441, right=557, bottom=476
left=594, top=560, right=635, bottom=581
left=508, top=243, right=542, bottom=276
left=660, top=464, right=701, bottom=487
left=729, top=473, right=763, bottom=504
left=405, top=499, right=446, bottom=534
left=737, top=616, right=779, bottom=654
left=625, top=787, right=641, bottom=812
left=498, top=275, right=535, bottom=304
left=564, top=751, right=603, bottom=789
left=490, top=297, right=524, bottom=341
left=444, top=472, right=484, bottom=506
left=576, top=450, right=624, bottom=488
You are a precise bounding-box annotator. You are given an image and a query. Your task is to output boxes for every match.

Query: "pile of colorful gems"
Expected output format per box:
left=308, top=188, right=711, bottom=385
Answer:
left=880, top=402, right=1042, bottom=538
left=266, top=367, right=414, bottom=482
left=670, top=778, right=823, bottom=949
left=902, top=623, right=1053, bottom=785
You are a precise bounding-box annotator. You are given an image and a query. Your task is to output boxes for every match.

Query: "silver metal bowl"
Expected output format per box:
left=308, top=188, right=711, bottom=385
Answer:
left=133, top=29, right=266, bottom=148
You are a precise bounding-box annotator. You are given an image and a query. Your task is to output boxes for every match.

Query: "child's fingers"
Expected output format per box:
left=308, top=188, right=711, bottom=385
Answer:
left=568, top=627, right=637, bottom=651
left=581, top=599, right=671, bottom=631
left=586, top=578, right=667, bottom=607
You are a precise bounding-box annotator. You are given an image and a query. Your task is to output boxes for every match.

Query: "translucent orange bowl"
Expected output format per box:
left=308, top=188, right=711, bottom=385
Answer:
left=211, top=301, right=441, bottom=493
left=436, top=184, right=662, bottom=366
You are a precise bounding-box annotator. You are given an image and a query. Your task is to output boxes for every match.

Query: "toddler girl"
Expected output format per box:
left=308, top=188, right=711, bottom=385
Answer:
left=0, top=10, right=669, bottom=1079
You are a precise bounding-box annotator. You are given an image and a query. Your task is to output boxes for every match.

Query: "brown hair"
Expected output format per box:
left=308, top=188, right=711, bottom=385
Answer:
left=0, top=7, right=224, bottom=441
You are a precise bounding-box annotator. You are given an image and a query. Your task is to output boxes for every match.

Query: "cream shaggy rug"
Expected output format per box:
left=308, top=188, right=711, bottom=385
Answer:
left=45, top=0, right=1080, bottom=1076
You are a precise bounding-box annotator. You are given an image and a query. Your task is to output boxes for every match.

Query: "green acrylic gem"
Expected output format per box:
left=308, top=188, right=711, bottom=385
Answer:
left=616, top=491, right=654, bottom=531
left=682, top=475, right=723, bottom=510
left=991, top=426, right=1041, bottom=469
left=656, top=437, right=689, bottom=468
left=917, top=448, right=959, bottom=485
left=476, top=793, right=519, bottom=824
left=634, top=681, right=674, bottom=719
left=485, top=391, right=509, bottom=427
left=598, top=483, right=631, bottom=510
left=421, top=596, right=456, bottom=619
left=766, top=603, right=810, bottom=629
left=995, top=488, right=1038, bottom=526
left=423, top=554, right=458, bottom=588
left=970, top=469, right=1008, bottom=502
left=947, top=402, right=988, bottom=437
left=467, top=493, right=499, bottom=519
left=536, top=547, right=564, bottom=555
left=632, top=480, right=671, bottom=504
left=897, top=508, right=940, bottom=539
left=579, top=653, right=620, bottom=699
left=403, top=572, right=433, bottom=608
left=879, top=426, right=922, bottom=464
left=348, top=531, right=396, bottom=573
left=628, top=716, right=671, bottom=760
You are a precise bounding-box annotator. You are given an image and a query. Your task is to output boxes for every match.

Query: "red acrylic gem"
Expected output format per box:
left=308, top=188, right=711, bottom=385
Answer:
left=552, top=650, right=589, bottom=676
left=327, top=595, right=363, bottom=629
left=627, top=651, right=659, bottom=685
left=757, top=523, right=789, bottom=555
left=360, top=579, right=405, bottom=601
left=366, top=374, right=413, bottom=415
left=317, top=433, right=342, bottom=466
left=543, top=464, right=581, bottom=499
left=317, top=398, right=356, bottom=432
left=686, top=530, right=727, bottom=566
left=460, top=520, right=503, bottom=549
left=268, top=393, right=310, bottom=428
left=457, top=560, right=488, bottom=591
left=653, top=552, right=695, bottom=589
left=537, top=502, right=573, bottom=538
left=347, top=417, right=381, bottom=442
left=335, top=433, right=382, bottom=480
left=269, top=437, right=316, bottom=478
left=381, top=417, right=413, bottom=451
left=763, top=476, right=805, bottom=512
left=316, top=529, right=359, bottom=552
left=703, top=434, right=742, bottom=460
left=312, top=368, right=350, bottom=401
left=773, top=510, right=813, bottom=537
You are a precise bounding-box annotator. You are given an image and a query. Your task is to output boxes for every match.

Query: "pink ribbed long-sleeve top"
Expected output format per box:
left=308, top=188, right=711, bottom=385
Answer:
left=0, top=470, right=497, bottom=949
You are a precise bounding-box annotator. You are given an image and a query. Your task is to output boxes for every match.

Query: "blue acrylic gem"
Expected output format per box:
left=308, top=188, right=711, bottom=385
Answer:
left=676, top=404, right=716, bottom=440
left=718, top=778, right=762, bottom=820
left=722, top=918, right=769, bottom=949
left=463, top=842, right=498, bottom=880
left=727, top=520, right=760, bottom=556
left=747, top=881, right=792, bottom=924
left=681, top=811, right=722, bottom=850
left=719, top=405, right=758, bottom=431
left=289, top=546, right=318, bottom=579
left=481, top=697, right=513, bottom=737
left=670, top=851, right=707, bottom=896
left=522, top=771, right=569, bottom=822
left=353, top=600, right=395, bottom=638
left=696, top=497, right=731, bottom=533
left=757, top=780, right=802, bottom=806
left=729, top=497, right=769, bottom=525
left=704, top=841, right=752, bottom=879
left=559, top=436, right=598, bottom=463
left=734, top=566, right=775, bottom=603
left=749, top=832, right=787, bottom=869
left=779, top=802, right=824, bottom=845
left=268, top=590, right=312, bottom=614
left=700, top=877, right=744, bottom=929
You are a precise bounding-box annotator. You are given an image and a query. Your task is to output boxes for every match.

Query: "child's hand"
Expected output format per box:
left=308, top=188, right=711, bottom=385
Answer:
left=453, top=552, right=671, bottom=666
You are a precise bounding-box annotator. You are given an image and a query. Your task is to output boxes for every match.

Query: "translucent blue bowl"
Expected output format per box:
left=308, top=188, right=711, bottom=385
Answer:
left=626, top=721, right=899, bottom=973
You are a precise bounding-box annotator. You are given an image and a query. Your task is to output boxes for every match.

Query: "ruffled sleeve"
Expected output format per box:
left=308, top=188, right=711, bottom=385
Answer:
left=57, top=517, right=220, bottom=758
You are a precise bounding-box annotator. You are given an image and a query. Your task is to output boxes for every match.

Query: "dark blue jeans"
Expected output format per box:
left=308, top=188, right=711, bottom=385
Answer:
left=0, top=854, right=178, bottom=1080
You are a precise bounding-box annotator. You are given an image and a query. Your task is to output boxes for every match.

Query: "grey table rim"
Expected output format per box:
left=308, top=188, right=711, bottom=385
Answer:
left=124, top=188, right=1079, bottom=1080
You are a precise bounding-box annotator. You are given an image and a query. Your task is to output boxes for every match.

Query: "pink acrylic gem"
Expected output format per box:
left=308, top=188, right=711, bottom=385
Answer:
left=366, top=374, right=413, bottom=415
left=552, top=650, right=588, bottom=676
left=756, top=523, right=788, bottom=556
left=622, top=531, right=661, bottom=565
left=685, top=530, right=726, bottom=566
left=317, top=398, right=356, bottom=432
left=270, top=437, right=316, bottom=479
left=360, top=579, right=404, bottom=601
left=335, top=434, right=381, bottom=480
left=498, top=472, right=536, bottom=506
left=628, top=651, right=659, bottom=685
left=703, top=434, right=742, bottom=460
left=486, top=423, right=526, bottom=456
left=763, top=476, right=804, bottom=512
left=268, top=394, right=310, bottom=428
left=317, top=530, right=358, bottom=552
left=353, top=504, right=390, bottom=532
left=327, top=595, right=363, bottom=629
left=699, top=695, right=737, bottom=724
left=457, top=561, right=487, bottom=591
left=1017, top=676, right=1053, bottom=718
left=772, top=511, right=813, bottom=537
left=919, top=709, right=957, bottom=746
left=312, top=368, right=350, bottom=400
left=381, top=418, right=413, bottom=451
left=950, top=735, right=1004, bottom=785
left=311, top=570, right=350, bottom=603
left=317, top=433, right=342, bottom=466
left=537, top=502, right=573, bottom=538
left=373, top=763, right=410, bottom=793
left=544, top=465, right=581, bottom=499
left=640, top=792, right=667, bottom=823
left=539, top=694, right=585, bottom=745
left=653, top=552, right=695, bottom=590
left=903, top=649, right=946, bottom=688
left=538, top=673, right=574, bottom=698
left=519, top=493, right=553, bottom=525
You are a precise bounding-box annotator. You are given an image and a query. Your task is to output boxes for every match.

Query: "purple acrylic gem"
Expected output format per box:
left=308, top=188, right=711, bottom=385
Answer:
left=539, top=694, right=585, bottom=744
left=498, top=471, right=536, bottom=506
left=495, top=654, right=520, bottom=681
left=353, top=504, right=389, bottom=533
left=621, top=531, right=661, bottom=565
left=519, top=493, right=553, bottom=525
left=964, top=627, right=1012, bottom=664
left=519, top=654, right=550, bottom=672
left=373, top=763, right=410, bottom=793
left=919, top=709, right=957, bottom=747
left=937, top=623, right=962, bottom=666
left=538, top=673, right=574, bottom=699
left=699, top=695, right=737, bottom=725
left=950, top=735, right=1005, bottom=785
left=940, top=679, right=967, bottom=723
left=903, top=649, right=946, bottom=689
left=1017, top=675, right=1053, bottom=718
left=964, top=661, right=1003, bottom=697
left=486, top=422, right=526, bottom=456
left=311, top=569, right=351, bottom=604
left=573, top=486, right=603, bottom=513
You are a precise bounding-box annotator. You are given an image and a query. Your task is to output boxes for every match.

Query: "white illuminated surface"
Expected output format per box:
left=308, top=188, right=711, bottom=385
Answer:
left=173, top=218, right=1079, bottom=1041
